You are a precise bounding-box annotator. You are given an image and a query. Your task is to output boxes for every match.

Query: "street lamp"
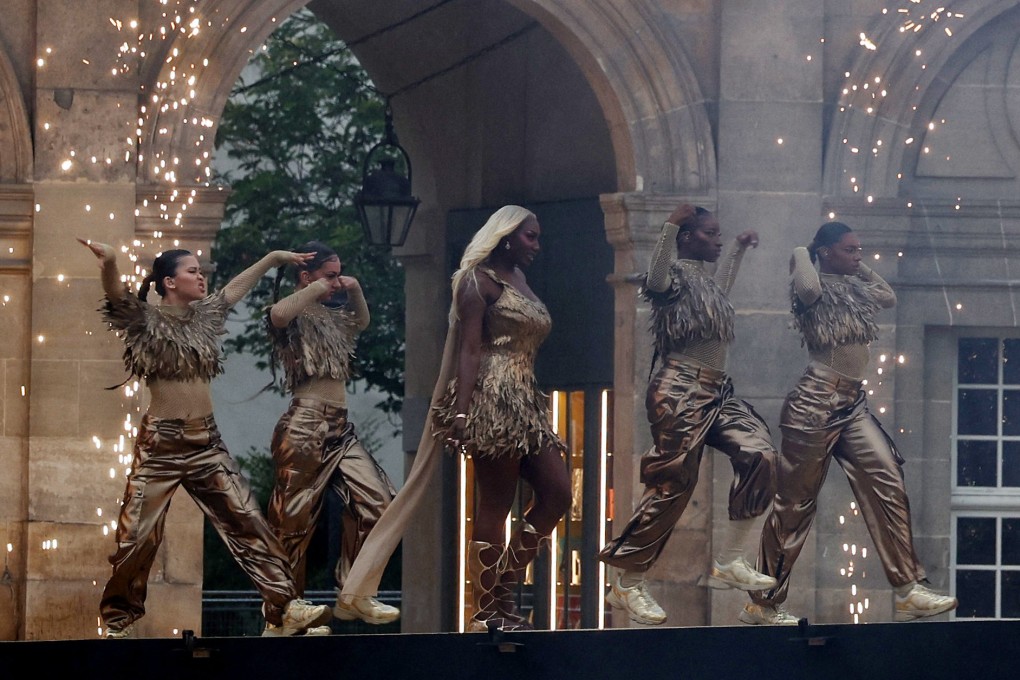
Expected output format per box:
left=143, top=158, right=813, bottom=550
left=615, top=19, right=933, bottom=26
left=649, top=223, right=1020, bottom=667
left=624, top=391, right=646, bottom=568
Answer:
left=354, top=105, right=420, bottom=247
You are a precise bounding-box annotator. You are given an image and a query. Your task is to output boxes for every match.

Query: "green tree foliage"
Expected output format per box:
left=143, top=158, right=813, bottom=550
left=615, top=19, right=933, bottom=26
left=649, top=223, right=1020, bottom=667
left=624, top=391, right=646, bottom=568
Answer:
left=211, top=9, right=404, bottom=415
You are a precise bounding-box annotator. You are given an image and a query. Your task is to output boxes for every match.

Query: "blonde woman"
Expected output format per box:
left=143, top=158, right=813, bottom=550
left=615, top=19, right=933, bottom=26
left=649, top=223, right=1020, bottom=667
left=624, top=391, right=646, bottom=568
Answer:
left=337, top=205, right=571, bottom=631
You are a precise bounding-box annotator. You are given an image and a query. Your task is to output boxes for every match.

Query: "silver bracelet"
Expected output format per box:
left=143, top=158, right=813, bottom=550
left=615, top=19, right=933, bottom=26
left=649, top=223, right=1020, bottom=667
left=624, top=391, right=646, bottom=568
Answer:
left=454, top=413, right=468, bottom=421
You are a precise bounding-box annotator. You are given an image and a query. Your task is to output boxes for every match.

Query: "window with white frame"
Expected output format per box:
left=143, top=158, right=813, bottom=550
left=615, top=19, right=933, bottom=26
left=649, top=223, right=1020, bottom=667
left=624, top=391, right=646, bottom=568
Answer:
left=952, top=336, right=1020, bottom=619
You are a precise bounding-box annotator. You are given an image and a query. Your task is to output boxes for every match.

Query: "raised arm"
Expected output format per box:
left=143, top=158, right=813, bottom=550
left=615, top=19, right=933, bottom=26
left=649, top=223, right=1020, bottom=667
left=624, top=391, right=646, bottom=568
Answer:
left=714, top=230, right=758, bottom=296
left=269, top=279, right=332, bottom=328
left=221, top=250, right=314, bottom=307
left=646, top=222, right=679, bottom=293
left=858, top=262, right=897, bottom=309
left=343, top=278, right=371, bottom=331
left=646, top=204, right=696, bottom=293
left=790, top=246, right=822, bottom=306
left=78, top=238, right=125, bottom=300
left=268, top=276, right=371, bottom=331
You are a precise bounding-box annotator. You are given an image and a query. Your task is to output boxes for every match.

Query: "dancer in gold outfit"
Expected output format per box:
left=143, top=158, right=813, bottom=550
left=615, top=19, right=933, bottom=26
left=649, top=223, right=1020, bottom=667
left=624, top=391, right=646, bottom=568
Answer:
left=599, top=203, right=777, bottom=625
left=741, top=221, right=957, bottom=624
left=80, top=239, right=331, bottom=638
left=264, top=241, right=397, bottom=633
left=337, top=205, right=571, bottom=631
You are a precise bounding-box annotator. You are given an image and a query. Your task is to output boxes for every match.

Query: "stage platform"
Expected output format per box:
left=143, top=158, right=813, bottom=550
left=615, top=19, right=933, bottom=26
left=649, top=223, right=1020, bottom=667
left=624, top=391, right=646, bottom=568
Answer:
left=2, top=619, right=1015, bottom=680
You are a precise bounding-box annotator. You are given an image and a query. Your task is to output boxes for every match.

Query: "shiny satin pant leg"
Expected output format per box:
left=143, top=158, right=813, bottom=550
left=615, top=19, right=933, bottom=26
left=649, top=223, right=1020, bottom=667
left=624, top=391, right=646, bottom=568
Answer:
left=101, top=415, right=295, bottom=628
left=754, top=364, right=924, bottom=606
left=832, top=410, right=925, bottom=588
left=599, top=360, right=776, bottom=572
left=332, top=440, right=396, bottom=589
left=706, top=395, right=777, bottom=521
left=266, top=399, right=394, bottom=592
left=268, top=400, right=348, bottom=594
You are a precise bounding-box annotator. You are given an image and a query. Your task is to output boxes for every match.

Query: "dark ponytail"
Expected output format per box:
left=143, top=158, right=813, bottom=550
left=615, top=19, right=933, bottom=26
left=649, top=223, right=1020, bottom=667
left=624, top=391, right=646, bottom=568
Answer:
left=808, top=222, right=852, bottom=263
left=139, top=249, right=192, bottom=301
left=137, top=273, right=156, bottom=301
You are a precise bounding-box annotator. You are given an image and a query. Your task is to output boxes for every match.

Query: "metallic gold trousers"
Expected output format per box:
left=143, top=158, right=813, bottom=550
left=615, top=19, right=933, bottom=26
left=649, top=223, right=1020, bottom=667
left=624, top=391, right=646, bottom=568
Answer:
left=266, top=398, right=395, bottom=593
left=599, top=358, right=776, bottom=571
left=100, top=414, right=296, bottom=628
left=752, top=361, right=925, bottom=606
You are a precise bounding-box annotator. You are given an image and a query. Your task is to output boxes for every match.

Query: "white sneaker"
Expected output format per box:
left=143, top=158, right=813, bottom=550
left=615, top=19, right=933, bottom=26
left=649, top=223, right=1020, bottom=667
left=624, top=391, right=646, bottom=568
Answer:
left=605, top=573, right=667, bottom=625
left=262, top=622, right=332, bottom=637
left=894, top=583, right=958, bottom=621
left=708, top=557, right=778, bottom=591
left=739, top=602, right=799, bottom=625
left=333, top=595, right=400, bottom=625
left=104, top=623, right=134, bottom=639
left=275, top=598, right=331, bottom=636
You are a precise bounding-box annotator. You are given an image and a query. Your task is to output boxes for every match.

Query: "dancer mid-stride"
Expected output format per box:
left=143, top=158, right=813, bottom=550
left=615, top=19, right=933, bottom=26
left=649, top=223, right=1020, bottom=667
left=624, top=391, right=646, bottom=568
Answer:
left=264, top=240, right=399, bottom=635
left=741, top=222, right=957, bottom=625
left=599, top=203, right=778, bottom=626
left=80, top=239, right=331, bottom=638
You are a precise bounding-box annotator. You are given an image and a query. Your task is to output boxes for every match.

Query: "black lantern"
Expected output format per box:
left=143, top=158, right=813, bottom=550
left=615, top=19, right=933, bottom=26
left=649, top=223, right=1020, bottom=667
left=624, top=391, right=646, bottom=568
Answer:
left=354, top=105, right=420, bottom=247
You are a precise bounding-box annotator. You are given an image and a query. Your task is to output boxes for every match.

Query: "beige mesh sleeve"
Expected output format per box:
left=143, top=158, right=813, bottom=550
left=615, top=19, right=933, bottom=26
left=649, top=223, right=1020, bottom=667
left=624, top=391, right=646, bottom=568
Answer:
left=345, top=283, right=370, bottom=331
left=100, top=257, right=125, bottom=300
left=858, top=263, right=897, bottom=309
left=791, top=246, right=822, bottom=306
left=646, top=222, right=680, bottom=293
left=221, top=252, right=284, bottom=307
left=269, top=279, right=331, bottom=327
left=713, top=240, right=748, bottom=296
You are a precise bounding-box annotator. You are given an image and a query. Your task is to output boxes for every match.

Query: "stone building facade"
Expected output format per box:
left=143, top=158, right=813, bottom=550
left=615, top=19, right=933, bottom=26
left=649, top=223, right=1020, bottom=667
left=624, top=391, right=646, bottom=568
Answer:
left=2, top=0, right=1018, bottom=639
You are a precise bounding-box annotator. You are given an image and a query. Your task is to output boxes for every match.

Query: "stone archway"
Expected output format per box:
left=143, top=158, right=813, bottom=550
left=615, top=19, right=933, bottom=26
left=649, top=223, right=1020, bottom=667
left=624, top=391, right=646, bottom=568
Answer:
left=130, top=0, right=718, bottom=633
left=823, top=0, right=1020, bottom=199
left=136, top=0, right=714, bottom=196
left=0, top=42, right=32, bottom=183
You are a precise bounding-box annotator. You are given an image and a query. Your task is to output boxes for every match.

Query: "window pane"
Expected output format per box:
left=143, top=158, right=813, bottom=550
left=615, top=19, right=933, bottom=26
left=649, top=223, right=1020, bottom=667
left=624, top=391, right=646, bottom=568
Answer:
left=1005, top=442, right=1020, bottom=487
left=1003, top=571, right=1020, bottom=618
left=959, top=337, right=999, bottom=384
left=957, top=516, right=997, bottom=565
left=956, top=569, right=996, bottom=617
left=958, top=389, right=999, bottom=435
left=1005, top=391, right=1020, bottom=436
left=957, top=440, right=998, bottom=487
left=1004, top=518, right=1020, bottom=566
left=1005, top=340, right=1020, bottom=385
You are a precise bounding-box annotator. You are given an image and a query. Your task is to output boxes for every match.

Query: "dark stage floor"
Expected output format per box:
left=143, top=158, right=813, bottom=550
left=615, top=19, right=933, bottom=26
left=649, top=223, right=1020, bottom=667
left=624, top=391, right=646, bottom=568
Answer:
left=1, top=619, right=1015, bottom=680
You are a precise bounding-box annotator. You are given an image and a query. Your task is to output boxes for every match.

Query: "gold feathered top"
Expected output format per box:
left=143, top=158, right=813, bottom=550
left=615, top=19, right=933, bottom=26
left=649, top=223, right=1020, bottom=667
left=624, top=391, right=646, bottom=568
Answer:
left=101, top=289, right=230, bottom=382
left=267, top=303, right=360, bottom=392
left=791, top=276, right=880, bottom=352
left=433, top=266, right=561, bottom=459
left=643, top=259, right=735, bottom=360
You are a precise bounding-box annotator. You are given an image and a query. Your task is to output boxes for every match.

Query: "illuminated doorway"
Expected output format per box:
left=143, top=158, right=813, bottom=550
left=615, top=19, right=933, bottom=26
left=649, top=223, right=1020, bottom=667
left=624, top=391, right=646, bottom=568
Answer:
left=456, top=387, right=613, bottom=630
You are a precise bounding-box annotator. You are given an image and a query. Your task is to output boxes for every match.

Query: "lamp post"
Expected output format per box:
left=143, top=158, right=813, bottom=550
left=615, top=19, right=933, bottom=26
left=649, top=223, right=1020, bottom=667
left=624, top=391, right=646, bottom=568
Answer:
left=354, top=105, right=420, bottom=247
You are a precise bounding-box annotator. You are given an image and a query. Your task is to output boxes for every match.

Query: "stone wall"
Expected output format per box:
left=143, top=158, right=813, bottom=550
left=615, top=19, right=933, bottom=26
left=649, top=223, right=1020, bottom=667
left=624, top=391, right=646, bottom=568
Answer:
left=1, top=0, right=1016, bottom=639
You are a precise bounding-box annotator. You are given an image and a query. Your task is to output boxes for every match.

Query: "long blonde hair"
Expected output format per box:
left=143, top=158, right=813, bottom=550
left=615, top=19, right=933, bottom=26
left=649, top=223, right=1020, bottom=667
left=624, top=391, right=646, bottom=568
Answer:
left=449, top=204, right=534, bottom=322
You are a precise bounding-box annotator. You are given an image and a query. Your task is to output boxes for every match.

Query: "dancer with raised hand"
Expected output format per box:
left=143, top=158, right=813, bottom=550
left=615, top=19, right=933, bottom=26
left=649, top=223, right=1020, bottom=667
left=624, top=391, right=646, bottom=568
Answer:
left=741, top=222, right=957, bottom=625
left=599, top=203, right=777, bottom=626
left=79, top=238, right=331, bottom=638
left=337, top=205, right=571, bottom=632
left=264, top=241, right=398, bottom=632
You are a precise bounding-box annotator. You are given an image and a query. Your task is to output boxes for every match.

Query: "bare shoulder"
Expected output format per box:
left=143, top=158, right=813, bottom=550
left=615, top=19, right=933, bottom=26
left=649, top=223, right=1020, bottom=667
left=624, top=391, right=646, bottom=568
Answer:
left=456, top=271, right=501, bottom=311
